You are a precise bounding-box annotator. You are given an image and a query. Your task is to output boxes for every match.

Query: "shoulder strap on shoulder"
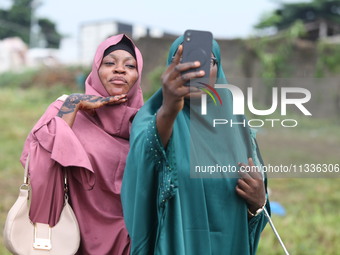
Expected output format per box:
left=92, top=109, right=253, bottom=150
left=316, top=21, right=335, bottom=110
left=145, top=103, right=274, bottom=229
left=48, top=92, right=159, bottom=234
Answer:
left=56, top=94, right=68, bottom=102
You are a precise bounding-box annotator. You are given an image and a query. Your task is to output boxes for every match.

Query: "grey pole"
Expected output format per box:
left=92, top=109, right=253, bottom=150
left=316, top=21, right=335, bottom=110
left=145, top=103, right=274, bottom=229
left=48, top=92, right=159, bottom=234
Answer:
left=263, top=207, right=290, bottom=255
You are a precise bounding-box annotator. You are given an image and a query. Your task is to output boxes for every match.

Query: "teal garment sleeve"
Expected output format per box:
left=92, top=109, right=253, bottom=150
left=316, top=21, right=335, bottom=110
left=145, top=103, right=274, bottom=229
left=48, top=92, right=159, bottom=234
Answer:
left=248, top=200, right=270, bottom=254
left=248, top=128, right=271, bottom=254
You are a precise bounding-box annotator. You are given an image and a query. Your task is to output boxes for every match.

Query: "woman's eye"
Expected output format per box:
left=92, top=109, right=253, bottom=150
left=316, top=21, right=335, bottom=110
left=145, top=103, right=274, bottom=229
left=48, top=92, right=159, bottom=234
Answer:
left=105, top=62, right=115, bottom=66
left=126, top=64, right=136, bottom=69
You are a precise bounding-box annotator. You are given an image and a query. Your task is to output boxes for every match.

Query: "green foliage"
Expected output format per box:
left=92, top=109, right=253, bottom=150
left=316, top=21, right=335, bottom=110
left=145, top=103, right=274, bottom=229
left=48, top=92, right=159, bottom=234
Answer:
left=256, top=12, right=283, bottom=29
left=38, top=18, right=62, bottom=48
left=0, top=0, right=62, bottom=48
left=0, top=66, right=85, bottom=90
left=0, top=0, right=32, bottom=43
left=315, top=42, right=340, bottom=77
left=251, top=8, right=340, bottom=80
left=255, top=0, right=340, bottom=31
left=9, top=0, right=32, bottom=24
left=0, top=69, right=37, bottom=88
left=246, top=21, right=306, bottom=81
left=241, top=21, right=307, bottom=107
left=144, top=66, right=165, bottom=100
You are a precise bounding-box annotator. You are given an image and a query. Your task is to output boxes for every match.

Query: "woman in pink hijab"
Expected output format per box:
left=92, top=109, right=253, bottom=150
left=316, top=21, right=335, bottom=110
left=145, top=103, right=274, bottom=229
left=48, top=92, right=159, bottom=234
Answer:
left=20, top=34, right=143, bottom=254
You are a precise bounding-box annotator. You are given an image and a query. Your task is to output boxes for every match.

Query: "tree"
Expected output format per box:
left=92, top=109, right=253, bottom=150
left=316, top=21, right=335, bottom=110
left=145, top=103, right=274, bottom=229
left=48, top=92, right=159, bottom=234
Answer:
left=0, top=0, right=62, bottom=48
left=255, top=0, right=340, bottom=39
left=38, top=18, right=62, bottom=48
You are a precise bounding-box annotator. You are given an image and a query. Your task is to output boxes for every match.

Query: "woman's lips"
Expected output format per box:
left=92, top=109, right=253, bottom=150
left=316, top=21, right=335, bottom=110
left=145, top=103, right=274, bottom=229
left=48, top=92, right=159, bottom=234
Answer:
left=109, top=77, right=127, bottom=85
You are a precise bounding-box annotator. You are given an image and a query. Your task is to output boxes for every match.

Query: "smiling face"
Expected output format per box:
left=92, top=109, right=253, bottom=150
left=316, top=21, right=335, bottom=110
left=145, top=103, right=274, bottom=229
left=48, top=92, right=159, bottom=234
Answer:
left=98, top=50, right=139, bottom=96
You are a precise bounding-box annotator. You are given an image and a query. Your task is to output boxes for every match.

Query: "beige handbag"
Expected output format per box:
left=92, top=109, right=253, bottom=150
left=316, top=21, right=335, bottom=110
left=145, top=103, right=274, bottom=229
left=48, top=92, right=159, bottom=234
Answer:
left=3, top=155, right=80, bottom=255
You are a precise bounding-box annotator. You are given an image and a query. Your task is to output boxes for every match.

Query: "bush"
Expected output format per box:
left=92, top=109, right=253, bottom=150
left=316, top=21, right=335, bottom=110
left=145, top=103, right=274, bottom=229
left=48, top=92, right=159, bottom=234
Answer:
left=0, top=65, right=90, bottom=91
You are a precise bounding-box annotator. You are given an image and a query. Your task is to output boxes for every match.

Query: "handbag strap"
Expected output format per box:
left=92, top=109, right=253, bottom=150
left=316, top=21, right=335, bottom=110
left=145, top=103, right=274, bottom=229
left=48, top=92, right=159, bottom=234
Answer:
left=24, top=154, right=30, bottom=185
left=64, top=170, right=70, bottom=201
left=24, top=154, right=70, bottom=199
left=56, top=94, right=69, bottom=102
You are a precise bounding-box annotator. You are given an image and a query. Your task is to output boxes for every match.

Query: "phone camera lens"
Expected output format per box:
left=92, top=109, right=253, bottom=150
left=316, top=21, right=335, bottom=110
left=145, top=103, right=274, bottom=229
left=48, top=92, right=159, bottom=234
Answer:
left=186, top=37, right=191, bottom=42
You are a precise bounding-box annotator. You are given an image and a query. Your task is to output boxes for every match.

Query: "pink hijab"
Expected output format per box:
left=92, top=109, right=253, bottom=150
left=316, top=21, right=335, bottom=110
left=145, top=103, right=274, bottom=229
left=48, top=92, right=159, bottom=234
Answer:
left=20, top=34, right=143, bottom=254
left=85, top=34, right=144, bottom=137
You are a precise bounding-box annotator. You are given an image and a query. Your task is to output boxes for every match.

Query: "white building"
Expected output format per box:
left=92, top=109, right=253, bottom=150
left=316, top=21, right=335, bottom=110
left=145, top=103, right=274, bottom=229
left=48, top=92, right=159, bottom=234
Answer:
left=0, top=37, right=27, bottom=73
left=79, top=20, right=165, bottom=65
left=0, top=37, right=61, bottom=73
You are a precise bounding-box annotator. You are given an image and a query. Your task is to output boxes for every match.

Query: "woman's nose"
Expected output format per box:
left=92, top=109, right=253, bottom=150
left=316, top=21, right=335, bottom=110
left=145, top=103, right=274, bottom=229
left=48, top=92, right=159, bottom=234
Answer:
left=113, top=64, right=126, bottom=73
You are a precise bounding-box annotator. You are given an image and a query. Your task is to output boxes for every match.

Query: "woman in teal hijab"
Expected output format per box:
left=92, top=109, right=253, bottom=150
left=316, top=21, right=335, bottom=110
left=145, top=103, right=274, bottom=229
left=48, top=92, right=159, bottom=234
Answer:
left=122, top=35, right=270, bottom=255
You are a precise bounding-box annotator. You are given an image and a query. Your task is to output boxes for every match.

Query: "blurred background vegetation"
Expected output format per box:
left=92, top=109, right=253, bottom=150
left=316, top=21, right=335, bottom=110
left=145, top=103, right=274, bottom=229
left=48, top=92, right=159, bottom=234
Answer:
left=1, top=0, right=340, bottom=254
left=0, top=0, right=62, bottom=48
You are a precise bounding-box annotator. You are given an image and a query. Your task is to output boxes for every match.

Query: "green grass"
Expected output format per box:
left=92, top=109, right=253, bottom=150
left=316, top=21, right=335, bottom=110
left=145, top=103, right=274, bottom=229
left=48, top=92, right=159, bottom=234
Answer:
left=255, top=115, right=340, bottom=254
left=257, top=178, right=340, bottom=255
left=0, top=87, right=339, bottom=254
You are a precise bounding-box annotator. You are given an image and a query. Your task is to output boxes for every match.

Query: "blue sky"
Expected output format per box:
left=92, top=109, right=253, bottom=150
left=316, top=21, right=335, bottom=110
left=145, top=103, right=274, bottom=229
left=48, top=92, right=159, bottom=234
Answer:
left=35, top=0, right=309, bottom=39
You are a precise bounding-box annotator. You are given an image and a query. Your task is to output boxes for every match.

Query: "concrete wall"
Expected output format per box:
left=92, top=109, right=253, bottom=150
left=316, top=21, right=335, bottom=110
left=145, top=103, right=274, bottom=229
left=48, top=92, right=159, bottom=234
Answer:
left=135, top=37, right=340, bottom=119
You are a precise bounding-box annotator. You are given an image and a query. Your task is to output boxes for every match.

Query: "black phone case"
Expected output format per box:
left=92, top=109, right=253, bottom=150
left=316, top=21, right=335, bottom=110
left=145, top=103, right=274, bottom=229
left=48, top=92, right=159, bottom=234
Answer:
left=181, top=29, right=213, bottom=87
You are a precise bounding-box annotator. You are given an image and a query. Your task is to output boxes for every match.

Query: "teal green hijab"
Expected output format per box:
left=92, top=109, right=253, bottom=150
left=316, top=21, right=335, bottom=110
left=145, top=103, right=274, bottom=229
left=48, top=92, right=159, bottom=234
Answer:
left=170, top=36, right=256, bottom=178
left=122, top=36, right=269, bottom=255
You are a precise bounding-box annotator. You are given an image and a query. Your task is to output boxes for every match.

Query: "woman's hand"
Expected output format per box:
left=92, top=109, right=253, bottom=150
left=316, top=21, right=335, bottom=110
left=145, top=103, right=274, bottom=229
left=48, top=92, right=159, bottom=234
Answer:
left=157, top=45, right=204, bottom=147
left=235, top=158, right=266, bottom=217
left=57, top=93, right=127, bottom=127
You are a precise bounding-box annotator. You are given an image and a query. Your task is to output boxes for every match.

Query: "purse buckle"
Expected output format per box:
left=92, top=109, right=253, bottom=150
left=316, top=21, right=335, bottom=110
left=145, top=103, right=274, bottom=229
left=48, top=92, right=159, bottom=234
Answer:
left=33, top=223, right=52, bottom=250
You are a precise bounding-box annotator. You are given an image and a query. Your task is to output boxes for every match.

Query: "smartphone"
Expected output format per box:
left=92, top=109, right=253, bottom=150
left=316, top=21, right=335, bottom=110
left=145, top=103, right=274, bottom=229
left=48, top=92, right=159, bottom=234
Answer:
left=181, top=29, right=213, bottom=87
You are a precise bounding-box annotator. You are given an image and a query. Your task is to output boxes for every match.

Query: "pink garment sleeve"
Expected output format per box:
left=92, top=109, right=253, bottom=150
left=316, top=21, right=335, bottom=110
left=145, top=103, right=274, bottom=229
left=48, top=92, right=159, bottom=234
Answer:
left=20, top=102, right=94, bottom=226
